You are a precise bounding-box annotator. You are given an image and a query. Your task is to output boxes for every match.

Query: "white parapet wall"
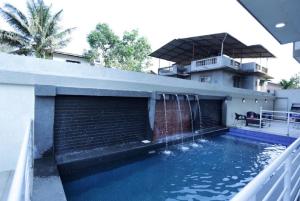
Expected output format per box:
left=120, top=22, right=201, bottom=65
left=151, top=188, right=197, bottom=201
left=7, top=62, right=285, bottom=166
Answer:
left=0, top=84, right=34, bottom=172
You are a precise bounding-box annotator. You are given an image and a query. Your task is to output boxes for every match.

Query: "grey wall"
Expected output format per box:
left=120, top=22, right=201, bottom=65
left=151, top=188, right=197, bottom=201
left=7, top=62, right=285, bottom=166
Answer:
left=275, top=89, right=300, bottom=111
left=53, top=96, right=149, bottom=157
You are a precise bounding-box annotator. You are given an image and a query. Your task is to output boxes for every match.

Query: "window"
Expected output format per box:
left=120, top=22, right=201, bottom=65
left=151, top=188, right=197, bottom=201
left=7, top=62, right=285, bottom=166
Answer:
left=199, top=76, right=211, bottom=83
left=233, top=76, right=241, bottom=88
left=66, top=59, right=81, bottom=64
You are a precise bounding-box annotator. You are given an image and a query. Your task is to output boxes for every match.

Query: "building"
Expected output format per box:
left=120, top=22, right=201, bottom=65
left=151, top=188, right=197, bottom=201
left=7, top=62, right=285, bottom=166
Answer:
left=237, top=0, right=300, bottom=63
left=52, top=51, right=90, bottom=65
left=266, top=82, right=282, bottom=94
left=151, top=33, right=275, bottom=92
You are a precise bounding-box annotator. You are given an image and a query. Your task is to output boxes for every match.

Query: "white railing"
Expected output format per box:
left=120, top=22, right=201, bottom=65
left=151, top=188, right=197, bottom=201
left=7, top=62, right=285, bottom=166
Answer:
left=259, top=108, right=300, bottom=136
left=7, top=120, right=34, bottom=201
left=191, top=55, right=240, bottom=72
left=231, top=136, right=300, bottom=201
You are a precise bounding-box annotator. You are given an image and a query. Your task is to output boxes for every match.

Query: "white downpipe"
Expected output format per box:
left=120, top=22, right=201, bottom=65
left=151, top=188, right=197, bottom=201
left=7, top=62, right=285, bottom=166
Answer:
left=7, top=120, right=33, bottom=201
left=221, top=33, right=228, bottom=56
left=231, top=137, right=300, bottom=201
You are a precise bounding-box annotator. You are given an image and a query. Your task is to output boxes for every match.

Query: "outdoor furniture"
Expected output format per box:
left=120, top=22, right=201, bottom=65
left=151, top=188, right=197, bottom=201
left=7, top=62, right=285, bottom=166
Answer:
left=246, top=111, right=265, bottom=127
left=233, top=113, right=246, bottom=127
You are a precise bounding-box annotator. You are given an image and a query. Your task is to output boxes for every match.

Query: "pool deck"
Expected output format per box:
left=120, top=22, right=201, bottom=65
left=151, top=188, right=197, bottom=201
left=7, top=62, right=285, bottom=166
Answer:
left=236, top=121, right=300, bottom=138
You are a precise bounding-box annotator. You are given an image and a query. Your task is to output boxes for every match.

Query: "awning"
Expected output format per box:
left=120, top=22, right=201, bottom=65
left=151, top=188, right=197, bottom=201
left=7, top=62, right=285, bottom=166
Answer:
left=149, top=33, right=275, bottom=63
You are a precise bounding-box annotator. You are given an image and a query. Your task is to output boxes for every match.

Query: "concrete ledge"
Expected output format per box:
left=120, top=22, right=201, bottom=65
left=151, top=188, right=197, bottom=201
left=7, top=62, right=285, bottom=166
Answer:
left=56, top=87, right=152, bottom=97
left=33, top=158, right=66, bottom=201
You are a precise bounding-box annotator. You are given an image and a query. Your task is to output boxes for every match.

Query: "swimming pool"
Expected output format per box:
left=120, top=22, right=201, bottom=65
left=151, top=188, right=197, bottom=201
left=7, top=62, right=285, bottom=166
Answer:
left=62, top=133, right=286, bottom=201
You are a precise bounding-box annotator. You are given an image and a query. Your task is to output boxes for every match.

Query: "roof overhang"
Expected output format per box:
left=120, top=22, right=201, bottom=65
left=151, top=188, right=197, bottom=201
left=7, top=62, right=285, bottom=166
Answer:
left=150, top=33, right=274, bottom=63
left=238, top=0, right=300, bottom=44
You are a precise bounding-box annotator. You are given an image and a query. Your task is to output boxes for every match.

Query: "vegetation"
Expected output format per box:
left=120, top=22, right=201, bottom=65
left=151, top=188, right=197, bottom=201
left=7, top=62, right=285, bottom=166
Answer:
left=0, top=0, right=75, bottom=58
left=85, top=23, right=151, bottom=72
left=279, top=73, right=300, bottom=89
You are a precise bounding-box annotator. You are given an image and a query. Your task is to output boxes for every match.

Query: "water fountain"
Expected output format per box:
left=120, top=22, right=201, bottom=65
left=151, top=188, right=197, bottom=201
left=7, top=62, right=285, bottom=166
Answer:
left=196, top=95, right=207, bottom=143
left=162, top=94, right=171, bottom=155
left=186, top=95, right=198, bottom=147
left=175, top=94, right=189, bottom=151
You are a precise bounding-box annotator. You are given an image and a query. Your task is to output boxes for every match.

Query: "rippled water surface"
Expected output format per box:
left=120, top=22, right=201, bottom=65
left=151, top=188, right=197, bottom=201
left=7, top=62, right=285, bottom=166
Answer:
left=63, top=135, right=285, bottom=201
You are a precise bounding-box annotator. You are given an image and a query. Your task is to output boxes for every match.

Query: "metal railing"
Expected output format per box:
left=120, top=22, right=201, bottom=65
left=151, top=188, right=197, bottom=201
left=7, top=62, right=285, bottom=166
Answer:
left=259, top=108, right=300, bottom=136
left=231, top=135, right=300, bottom=201
left=7, top=120, right=34, bottom=201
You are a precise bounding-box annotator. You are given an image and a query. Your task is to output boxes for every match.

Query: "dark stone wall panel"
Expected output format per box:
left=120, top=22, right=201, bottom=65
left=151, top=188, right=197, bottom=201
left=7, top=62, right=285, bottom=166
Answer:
left=54, top=96, right=148, bottom=155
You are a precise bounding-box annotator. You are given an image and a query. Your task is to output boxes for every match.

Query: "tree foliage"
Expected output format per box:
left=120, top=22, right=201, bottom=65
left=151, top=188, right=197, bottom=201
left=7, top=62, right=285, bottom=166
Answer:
left=85, top=23, right=151, bottom=72
left=279, top=73, right=300, bottom=89
left=0, top=0, right=75, bottom=58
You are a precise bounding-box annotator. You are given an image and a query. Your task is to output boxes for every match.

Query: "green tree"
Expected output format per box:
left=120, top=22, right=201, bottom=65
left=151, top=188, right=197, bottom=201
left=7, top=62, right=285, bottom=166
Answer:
left=0, top=0, right=75, bottom=58
left=85, top=23, right=119, bottom=66
left=85, top=23, right=151, bottom=72
left=279, top=73, right=300, bottom=89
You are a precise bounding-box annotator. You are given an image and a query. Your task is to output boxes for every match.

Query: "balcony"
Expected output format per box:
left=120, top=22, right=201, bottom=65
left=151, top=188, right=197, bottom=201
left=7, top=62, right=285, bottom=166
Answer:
left=158, top=65, right=191, bottom=76
left=158, top=65, right=178, bottom=76
left=240, top=62, right=268, bottom=74
left=190, top=56, right=240, bottom=72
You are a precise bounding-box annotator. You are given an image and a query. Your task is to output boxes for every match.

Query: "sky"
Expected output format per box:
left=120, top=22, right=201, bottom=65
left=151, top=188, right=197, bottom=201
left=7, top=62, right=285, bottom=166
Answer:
left=0, top=0, right=299, bottom=81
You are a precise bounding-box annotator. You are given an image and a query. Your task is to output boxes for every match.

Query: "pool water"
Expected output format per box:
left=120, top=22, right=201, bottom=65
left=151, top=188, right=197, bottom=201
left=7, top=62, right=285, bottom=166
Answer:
left=62, top=134, right=285, bottom=201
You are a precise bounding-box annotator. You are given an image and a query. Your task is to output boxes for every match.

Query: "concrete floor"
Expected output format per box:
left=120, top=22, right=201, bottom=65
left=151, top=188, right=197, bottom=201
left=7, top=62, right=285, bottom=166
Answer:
left=235, top=121, right=300, bottom=138
left=0, top=170, right=14, bottom=201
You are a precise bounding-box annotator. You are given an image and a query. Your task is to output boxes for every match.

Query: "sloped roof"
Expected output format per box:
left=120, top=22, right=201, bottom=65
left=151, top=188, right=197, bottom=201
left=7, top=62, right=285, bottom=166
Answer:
left=150, top=33, right=275, bottom=63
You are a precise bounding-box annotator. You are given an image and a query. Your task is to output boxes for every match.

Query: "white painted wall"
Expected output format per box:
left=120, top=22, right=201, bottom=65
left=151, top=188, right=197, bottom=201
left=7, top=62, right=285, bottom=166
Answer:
left=226, top=96, right=273, bottom=126
left=275, top=89, right=300, bottom=111
left=0, top=84, right=34, bottom=172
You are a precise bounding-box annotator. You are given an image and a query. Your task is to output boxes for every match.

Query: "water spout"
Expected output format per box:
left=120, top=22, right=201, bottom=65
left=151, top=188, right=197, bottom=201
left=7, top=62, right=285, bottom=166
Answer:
left=195, top=95, right=202, bottom=133
left=186, top=95, right=198, bottom=148
left=162, top=94, right=171, bottom=155
left=175, top=94, right=189, bottom=151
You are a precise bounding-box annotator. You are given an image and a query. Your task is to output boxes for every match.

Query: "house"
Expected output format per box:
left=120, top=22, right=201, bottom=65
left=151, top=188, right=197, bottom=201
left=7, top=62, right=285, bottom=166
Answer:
left=150, top=33, right=275, bottom=92
left=52, top=51, right=90, bottom=65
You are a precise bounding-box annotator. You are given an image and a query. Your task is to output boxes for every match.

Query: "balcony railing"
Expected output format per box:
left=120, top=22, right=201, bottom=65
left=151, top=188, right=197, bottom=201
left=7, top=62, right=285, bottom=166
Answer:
left=158, top=65, right=177, bottom=75
left=191, top=56, right=240, bottom=72
left=240, top=62, right=268, bottom=74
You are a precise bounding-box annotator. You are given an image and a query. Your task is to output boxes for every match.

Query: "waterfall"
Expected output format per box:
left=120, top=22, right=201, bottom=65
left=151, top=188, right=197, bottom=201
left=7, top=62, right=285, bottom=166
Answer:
left=186, top=95, right=198, bottom=147
left=162, top=94, right=171, bottom=155
left=196, top=95, right=202, bottom=132
left=175, top=94, right=189, bottom=151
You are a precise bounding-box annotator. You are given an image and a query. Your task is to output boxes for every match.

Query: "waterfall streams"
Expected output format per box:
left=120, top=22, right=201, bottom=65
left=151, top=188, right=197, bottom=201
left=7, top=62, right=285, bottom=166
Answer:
left=175, top=94, right=189, bottom=151
left=186, top=95, right=198, bottom=147
left=162, top=94, right=171, bottom=155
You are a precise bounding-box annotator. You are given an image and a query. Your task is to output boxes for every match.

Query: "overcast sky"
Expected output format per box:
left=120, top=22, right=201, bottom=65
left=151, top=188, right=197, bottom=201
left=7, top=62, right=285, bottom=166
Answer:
left=0, top=0, right=299, bottom=81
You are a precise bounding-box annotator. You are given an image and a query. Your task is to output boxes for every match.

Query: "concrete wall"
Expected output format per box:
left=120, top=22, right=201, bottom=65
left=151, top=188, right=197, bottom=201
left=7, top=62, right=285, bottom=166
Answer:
left=226, top=96, right=273, bottom=126
left=0, top=84, right=34, bottom=172
left=275, top=89, right=300, bottom=111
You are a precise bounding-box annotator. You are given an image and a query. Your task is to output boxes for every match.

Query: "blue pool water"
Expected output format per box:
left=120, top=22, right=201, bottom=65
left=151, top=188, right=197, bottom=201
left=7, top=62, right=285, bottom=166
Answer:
left=62, top=134, right=285, bottom=201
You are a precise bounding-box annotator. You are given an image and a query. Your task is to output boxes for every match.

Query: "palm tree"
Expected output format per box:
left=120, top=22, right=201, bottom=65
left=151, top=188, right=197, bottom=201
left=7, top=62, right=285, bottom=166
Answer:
left=0, top=0, right=75, bottom=58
